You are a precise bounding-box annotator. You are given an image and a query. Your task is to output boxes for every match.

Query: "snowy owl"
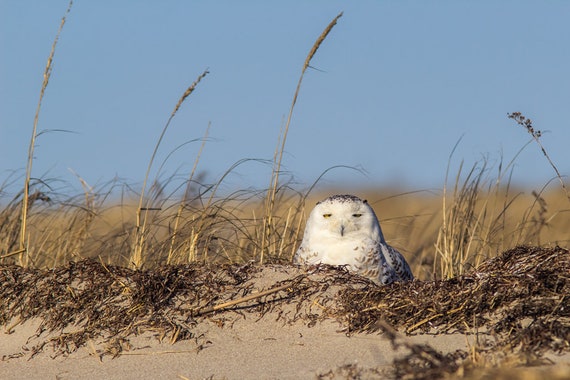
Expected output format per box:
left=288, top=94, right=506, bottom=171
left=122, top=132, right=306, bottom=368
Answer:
left=294, top=194, right=413, bottom=285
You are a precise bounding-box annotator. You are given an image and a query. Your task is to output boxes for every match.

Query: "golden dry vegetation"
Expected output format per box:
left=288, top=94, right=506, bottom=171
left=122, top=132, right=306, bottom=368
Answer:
left=0, top=5, right=568, bottom=279
left=2, top=7, right=570, bottom=378
left=1, top=181, right=569, bottom=279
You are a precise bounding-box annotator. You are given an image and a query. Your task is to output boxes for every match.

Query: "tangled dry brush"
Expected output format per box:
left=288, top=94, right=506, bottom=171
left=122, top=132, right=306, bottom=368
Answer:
left=1, top=245, right=569, bottom=378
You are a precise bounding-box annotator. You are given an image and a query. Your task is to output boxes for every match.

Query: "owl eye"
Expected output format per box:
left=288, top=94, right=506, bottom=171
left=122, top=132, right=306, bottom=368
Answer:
left=322, top=213, right=332, bottom=218
left=352, top=213, right=362, bottom=218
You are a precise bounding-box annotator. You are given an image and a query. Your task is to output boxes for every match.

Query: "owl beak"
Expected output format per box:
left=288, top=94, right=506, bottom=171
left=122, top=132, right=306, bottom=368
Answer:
left=340, top=224, right=345, bottom=237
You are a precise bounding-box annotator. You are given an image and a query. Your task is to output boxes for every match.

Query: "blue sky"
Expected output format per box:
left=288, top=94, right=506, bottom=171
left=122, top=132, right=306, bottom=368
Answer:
left=1, top=1, right=569, bottom=196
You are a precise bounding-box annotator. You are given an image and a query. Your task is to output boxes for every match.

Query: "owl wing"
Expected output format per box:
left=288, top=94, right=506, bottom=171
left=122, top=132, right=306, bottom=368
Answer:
left=293, top=246, right=305, bottom=264
left=294, top=244, right=318, bottom=265
left=379, top=242, right=414, bottom=282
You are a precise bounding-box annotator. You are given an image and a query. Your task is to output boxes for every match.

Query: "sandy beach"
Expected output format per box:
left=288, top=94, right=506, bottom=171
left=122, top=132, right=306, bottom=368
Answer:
left=2, top=246, right=570, bottom=379
left=2, top=318, right=475, bottom=379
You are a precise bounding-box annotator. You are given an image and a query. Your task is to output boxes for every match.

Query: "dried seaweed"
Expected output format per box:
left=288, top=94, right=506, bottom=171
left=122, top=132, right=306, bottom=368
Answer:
left=1, top=246, right=569, bottom=379
left=338, top=246, right=569, bottom=339
left=334, top=246, right=570, bottom=379
left=1, top=260, right=267, bottom=357
left=316, top=363, right=384, bottom=379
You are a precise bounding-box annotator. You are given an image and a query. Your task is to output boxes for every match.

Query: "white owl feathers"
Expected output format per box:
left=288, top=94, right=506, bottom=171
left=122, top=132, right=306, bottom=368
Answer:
left=294, top=194, right=413, bottom=285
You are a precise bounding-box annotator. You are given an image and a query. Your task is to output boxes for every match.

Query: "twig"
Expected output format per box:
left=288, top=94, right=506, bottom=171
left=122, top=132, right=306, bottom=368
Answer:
left=1, top=249, right=26, bottom=259
left=406, top=313, right=444, bottom=334
left=192, top=277, right=306, bottom=317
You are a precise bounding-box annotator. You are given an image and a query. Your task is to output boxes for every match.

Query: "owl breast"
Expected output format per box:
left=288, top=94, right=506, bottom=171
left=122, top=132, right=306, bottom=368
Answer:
left=296, top=236, right=380, bottom=277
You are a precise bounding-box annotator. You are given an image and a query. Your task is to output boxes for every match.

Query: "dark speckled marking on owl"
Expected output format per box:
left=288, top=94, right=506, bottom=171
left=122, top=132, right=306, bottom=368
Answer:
left=318, top=194, right=366, bottom=205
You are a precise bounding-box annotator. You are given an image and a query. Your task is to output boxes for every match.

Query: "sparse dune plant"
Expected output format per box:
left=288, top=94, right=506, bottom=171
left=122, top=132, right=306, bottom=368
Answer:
left=0, top=5, right=568, bottom=284
left=433, top=114, right=570, bottom=279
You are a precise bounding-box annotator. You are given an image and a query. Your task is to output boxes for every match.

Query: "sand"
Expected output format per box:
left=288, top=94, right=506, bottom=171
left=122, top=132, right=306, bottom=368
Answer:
left=2, top=317, right=474, bottom=379
left=2, top=246, right=570, bottom=379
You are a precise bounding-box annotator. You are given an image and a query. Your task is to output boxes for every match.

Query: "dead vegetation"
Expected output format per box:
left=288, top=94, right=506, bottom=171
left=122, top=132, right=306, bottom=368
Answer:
left=338, top=245, right=570, bottom=378
left=2, top=5, right=570, bottom=379
left=1, top=245, right=569, bottom=378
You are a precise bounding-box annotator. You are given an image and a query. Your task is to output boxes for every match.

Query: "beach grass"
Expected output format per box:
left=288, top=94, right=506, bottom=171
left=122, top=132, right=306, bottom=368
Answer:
left=1, top=6, right=570, bottom=378
left=1, top=6, right=568, bottom=276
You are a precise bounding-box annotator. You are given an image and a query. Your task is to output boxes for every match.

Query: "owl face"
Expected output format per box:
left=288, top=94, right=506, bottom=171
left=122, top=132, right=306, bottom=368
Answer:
left=296, top=194, right=413, bottom=284
left=305, top=194, right=382, bottom=241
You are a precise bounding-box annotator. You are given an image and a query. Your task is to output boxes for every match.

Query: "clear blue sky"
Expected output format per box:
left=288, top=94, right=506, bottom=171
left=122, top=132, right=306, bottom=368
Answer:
left=1, top=1, right=569, bottom=196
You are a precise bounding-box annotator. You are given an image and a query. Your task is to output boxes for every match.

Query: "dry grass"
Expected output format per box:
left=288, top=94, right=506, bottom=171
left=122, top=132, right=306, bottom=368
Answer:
left=1, top=246, right=569, bottom=378
left=2, top=7, right=570, bottom=378
left=132, top=69, right=210, bottom=269
left=2, top=5, right=568, bottom=276
left=261, top=11, right=343, bottom=265
left=18, top=0, right=73, bottom=266
left=1, top=179, right=569, bottom=277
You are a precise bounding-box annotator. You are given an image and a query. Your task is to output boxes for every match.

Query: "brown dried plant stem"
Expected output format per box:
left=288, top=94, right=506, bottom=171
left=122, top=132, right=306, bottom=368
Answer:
left=17, top=0, right=73, bottom=266
left=508, top=112, right=570, bottom=202
left=132, top=69, right=209, bottom=269
left=192, top=277, right=304, bottom=317
left=167, top=123, right=210, bottom=264
left=261, top=12, right=343, bottom=264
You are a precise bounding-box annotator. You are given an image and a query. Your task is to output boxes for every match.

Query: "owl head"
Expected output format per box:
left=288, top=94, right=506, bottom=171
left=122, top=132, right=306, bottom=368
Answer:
left=302, top=194, right=385, bottom=242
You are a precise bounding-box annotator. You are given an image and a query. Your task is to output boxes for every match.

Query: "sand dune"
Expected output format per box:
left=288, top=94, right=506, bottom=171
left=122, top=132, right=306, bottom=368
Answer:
left=2, top=246, right=570, bottom=379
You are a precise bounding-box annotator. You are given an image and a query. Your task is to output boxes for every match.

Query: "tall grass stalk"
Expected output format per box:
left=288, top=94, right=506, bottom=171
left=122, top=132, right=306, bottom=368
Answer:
left=433, top=132, right=561, bottom=278
left=435, top=139, right=521, bottom=278
left=131, top=69, right=209, bottom=269
left=508, top=112, right=570, bottom=202
left=17, top=1, right=73, bottom=267
left=167, top=123, right=210, bottom=264
left=260, top=12, right=343, bottom=264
